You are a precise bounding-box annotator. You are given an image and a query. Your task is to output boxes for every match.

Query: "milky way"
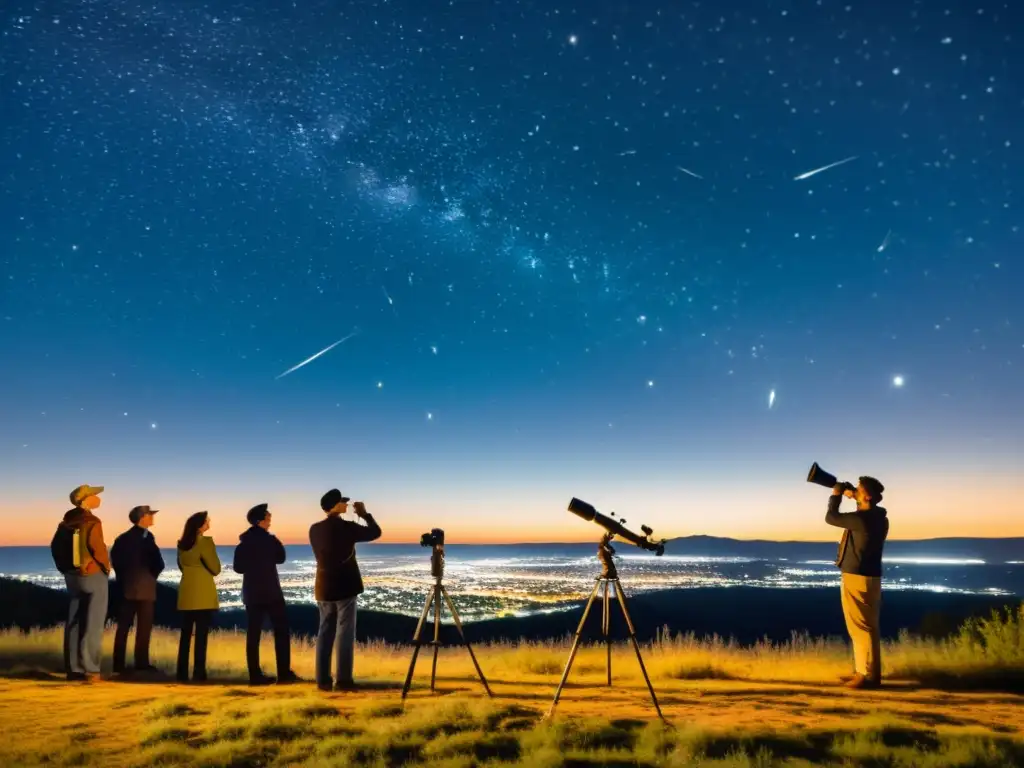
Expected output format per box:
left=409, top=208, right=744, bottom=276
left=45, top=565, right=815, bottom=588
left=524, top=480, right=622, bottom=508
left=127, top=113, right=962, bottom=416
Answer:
left=2, top=0, right=1022, bottom=542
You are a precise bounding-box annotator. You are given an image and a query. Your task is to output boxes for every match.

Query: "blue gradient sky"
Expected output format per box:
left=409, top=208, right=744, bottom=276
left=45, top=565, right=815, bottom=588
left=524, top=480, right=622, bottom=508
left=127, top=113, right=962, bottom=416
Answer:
left=1, top=0, right=1022, bottom=545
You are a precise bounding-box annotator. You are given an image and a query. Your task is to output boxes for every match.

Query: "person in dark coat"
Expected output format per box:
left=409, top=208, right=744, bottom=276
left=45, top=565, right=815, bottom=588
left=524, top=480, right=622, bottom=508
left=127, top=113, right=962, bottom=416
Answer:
left=309, top=489, right=382, bottom=691
left=232, top=503, right=299, bottom=685
left=110, top=505, right=165, bottom=674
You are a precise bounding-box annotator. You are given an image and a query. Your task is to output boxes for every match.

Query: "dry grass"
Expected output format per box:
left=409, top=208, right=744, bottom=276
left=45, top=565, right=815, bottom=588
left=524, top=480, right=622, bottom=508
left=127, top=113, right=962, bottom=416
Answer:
left=0, top=604, right=1020, bottom=766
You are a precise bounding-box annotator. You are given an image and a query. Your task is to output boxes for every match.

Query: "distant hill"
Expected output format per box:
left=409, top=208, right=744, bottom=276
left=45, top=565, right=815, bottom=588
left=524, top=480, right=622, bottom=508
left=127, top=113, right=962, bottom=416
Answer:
left=664, top=535, right=1024, bottom=562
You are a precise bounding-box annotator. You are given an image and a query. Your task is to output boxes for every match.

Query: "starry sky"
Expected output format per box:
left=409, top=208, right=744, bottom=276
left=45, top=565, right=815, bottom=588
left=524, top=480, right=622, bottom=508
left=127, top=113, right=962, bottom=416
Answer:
left=2, top=0, right=1022, bottom=546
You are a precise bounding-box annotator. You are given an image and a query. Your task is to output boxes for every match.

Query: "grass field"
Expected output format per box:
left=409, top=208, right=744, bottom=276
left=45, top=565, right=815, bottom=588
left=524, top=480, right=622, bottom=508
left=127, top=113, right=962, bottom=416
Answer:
left=0, top=604, right=1021, bottom=767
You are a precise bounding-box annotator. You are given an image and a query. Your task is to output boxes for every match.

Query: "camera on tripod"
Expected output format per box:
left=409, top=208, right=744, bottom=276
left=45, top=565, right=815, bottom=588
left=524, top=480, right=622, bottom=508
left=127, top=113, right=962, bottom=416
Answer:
left=419, top=528, right=445, bottom=548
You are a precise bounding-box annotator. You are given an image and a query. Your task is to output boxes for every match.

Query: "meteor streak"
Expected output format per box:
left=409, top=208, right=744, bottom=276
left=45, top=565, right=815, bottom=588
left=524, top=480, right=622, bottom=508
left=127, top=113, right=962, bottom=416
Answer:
left=676, top=165, right=704, bottom=180
left=275, top=329, right=360, bottom=380
left=793, top=155, right=859, bottom=181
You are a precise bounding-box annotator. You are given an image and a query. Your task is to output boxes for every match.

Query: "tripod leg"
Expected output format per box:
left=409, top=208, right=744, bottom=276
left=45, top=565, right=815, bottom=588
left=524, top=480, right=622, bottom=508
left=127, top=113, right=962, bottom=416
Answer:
left=440, top=586, right=493, bottom=697
left=401, top=586, right=436, bottom=700
left=603, top=579, right=611, bottom=686
left=430, top=582, right=442, bottom=692
left=613, top=581, right=665, bottom=720
left=545, top=578, right=603, bottom=719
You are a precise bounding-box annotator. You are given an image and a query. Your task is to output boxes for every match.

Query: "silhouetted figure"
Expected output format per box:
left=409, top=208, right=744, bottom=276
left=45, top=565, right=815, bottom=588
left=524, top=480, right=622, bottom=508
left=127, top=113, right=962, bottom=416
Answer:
left=310, top=489, right=382, bottom=691
left=233, top=503, right=299, bottom=685
left=176, top=511, right=220, bottom=682
left=51, top=484, right=110, bottom=683
left=826, top=476, right=889, bottom=689
left=111, top=505, right=164, bottom=674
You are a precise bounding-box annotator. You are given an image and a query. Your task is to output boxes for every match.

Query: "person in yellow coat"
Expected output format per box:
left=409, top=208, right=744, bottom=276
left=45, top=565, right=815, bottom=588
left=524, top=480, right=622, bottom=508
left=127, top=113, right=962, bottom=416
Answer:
left=175, top=511, right=220, bottom=682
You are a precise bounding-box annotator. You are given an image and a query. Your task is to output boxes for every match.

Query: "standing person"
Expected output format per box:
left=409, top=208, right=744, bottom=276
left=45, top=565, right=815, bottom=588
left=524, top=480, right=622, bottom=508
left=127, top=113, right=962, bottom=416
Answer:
left=309, top=489, right=382, bottom=692
left=175, top=511, right=220, bottom=683
left=111, top=505, right=165, bottom=675
left=50, top=484, right=111, bottom=682
left=232, top=503, right=299, bottom=686
left=826, top=475, right=890, bottom=689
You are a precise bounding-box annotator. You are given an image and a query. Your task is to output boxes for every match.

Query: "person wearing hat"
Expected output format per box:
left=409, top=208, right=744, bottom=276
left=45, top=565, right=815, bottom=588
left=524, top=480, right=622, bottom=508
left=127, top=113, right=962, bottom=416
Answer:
left=110, top=505, right=165, bottom=675
left=50, top=484, right=111, bottom=682
left=826, top=475, right=890, bottom=689
left=309, top=489, right=382, bottom=691
left=232, top=503, right=299, bottom=686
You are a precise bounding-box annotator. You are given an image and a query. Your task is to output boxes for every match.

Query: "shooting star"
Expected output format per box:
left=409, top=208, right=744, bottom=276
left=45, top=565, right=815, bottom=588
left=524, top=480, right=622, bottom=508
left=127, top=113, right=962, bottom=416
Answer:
left=877, top=229, right=892, bottom=253
left=618, top=149, right=637, bottom=156
left=793, top=155, right=859, bottom=181
left=275, top=329, right=360, bottom=380
left=768, top=389, right=776, bottom=409
left=676, top=166, right=704, bottom=180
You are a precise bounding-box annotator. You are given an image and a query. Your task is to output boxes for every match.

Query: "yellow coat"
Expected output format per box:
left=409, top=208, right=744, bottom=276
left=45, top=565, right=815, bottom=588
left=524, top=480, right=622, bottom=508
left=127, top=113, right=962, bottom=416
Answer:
left=177, top=536, right=221, bottom=611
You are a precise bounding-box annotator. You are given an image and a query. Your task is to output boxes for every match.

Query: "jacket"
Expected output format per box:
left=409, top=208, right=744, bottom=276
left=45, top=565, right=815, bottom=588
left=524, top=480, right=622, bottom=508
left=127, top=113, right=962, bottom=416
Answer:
left=309, top=513, right=382, bottom=601
left=52, top=508, right=110, bottom=576
left=825, top=496, right=889, bottom=577
left=110, top=525, right=165, bottom=601
left=232, top=525, right=286, bottom=606
left=177, top=536, right=221, bottom=611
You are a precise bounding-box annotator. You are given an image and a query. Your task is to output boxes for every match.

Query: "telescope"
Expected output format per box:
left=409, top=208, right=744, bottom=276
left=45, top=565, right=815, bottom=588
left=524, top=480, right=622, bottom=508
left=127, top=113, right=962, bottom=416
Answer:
left=567, top=497, right=666, bottom=556
left=806, top=462, right=855, bottom=494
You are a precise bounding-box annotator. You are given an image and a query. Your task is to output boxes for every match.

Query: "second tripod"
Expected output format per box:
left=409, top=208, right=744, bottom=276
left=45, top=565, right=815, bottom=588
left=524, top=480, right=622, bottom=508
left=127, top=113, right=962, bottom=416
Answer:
left=401, top=531, right=492, bottom=699
left=546, top=533, right=664, bottom=719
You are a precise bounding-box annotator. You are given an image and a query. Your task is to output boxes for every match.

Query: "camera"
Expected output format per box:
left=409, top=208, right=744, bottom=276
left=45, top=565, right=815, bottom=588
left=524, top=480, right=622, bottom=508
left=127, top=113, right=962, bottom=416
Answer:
left=806, top=462, right=855, bottom=493
left=420, top=528, right=445, bottom=548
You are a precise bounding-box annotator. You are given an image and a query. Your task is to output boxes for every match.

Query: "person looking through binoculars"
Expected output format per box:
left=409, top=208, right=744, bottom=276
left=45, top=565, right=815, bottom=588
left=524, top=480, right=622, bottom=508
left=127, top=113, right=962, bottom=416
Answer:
left=824, top=474, right=889, bottom=690
left=309, top=489, right=381, bottom=692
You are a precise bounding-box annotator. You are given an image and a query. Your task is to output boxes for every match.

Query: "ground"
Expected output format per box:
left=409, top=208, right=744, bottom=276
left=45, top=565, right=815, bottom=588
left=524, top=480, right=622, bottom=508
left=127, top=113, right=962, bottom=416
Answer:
left=0, top=612, right=1021, bottom=767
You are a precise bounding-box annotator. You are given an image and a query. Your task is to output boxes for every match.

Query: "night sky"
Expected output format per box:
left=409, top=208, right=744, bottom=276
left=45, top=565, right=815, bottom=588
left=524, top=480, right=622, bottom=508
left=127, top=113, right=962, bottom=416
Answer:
left=2, top=0, right=1022, bottom=545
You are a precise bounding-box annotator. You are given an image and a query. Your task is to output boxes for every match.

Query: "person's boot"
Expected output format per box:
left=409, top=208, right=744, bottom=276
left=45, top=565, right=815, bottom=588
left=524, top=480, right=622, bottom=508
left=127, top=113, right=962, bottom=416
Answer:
left=249, top=672, right=275, bottom=686
left=844, top=674, right=880, bottom=690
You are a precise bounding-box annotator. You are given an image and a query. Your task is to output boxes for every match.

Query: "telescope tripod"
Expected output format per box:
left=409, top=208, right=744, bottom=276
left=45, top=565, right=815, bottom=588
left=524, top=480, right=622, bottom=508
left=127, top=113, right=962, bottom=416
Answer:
left=546, top=535, right=664, bottom=719
left=400, top=545, right=492, bottom=699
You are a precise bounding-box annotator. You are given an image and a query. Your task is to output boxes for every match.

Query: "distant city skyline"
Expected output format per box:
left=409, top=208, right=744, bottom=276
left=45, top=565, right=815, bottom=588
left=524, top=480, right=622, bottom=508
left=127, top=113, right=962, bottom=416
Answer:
left=2, top=0, right=1022, bottom=546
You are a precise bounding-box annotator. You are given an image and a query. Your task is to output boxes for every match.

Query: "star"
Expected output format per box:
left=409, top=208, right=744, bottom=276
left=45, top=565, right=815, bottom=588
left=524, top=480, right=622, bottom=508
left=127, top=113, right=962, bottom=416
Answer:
left=568, top=34, right=578, bottom=46
left=892, top=375, right=905, bottom=388
left=150, top=422, right=159, bottom=430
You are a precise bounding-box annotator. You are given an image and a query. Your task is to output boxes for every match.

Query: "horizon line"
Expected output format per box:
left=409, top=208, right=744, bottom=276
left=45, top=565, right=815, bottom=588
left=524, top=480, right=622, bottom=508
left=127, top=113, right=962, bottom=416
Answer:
left=2, top=533, right=1023, bottom=548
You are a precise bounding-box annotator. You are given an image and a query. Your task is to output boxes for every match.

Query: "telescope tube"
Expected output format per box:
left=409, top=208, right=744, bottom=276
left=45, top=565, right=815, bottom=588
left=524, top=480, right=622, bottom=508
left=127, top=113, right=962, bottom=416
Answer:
left=568, top=497, right=665, bottom=555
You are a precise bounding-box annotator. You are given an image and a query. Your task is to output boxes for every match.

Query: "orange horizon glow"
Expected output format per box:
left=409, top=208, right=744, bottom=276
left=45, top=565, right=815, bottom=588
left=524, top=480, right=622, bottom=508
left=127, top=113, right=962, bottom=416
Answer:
left=3, top=467, right=1022, bottom=547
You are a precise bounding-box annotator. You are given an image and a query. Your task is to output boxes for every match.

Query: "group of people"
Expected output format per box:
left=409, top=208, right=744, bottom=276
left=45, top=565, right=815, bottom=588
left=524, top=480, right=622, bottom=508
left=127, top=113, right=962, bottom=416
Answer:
left=50, top=484, right=382, bottom=691
left=51, top=473, right=890, bottom=693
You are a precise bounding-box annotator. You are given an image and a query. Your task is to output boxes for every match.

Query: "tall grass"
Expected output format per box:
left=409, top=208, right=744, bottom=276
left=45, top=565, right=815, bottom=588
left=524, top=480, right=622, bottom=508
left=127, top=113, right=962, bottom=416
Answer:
left=1, top=603, right=1021, bottom=689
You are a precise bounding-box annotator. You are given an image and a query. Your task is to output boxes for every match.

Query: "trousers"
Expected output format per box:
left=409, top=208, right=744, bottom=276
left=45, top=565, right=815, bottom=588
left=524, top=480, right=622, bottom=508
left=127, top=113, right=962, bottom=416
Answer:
left=177, top=609, right=213, bottom=680
left=63, top=572, right=109, bottom=676
left=841, top=573, right=882, bottom=680
left=245, top=600, right=291, bottom=678
left=316, top=597, right=357, bottom=688
left=113, top=599, right=155, bottom=671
